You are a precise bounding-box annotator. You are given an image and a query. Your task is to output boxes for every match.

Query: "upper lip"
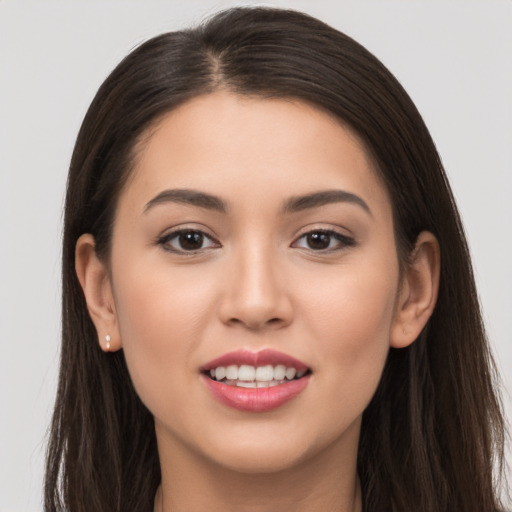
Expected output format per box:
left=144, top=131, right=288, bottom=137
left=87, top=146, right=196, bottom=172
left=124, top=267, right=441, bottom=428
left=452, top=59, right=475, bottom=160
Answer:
left=201, top=349, right=310, bottom=373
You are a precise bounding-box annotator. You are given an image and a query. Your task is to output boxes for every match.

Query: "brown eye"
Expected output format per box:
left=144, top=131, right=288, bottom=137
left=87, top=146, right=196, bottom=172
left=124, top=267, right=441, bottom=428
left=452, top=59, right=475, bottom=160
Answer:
left=158, top=229, right=219, bottom=253
left=179, top=231, right=204, bottom=250
left=306, top=232, right=331, bottom=250
left=293, top=229, right=355, bottom=252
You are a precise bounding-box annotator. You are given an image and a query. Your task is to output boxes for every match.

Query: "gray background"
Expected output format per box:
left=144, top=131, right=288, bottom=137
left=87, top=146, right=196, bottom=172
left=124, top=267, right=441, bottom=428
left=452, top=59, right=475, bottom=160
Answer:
left=1, top=1, right=510, bottom=510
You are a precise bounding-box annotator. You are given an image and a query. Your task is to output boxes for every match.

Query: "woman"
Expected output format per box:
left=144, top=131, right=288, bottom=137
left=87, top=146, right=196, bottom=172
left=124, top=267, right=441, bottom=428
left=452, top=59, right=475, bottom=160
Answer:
left=44, top=7, right=507, bottom=511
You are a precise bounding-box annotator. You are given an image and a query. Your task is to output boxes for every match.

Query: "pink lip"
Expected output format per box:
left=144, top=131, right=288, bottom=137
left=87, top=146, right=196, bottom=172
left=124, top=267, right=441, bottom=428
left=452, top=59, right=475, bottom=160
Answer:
left=200, top=349, right=311, bottom=412
left=201, top=349, right=309, bottom=373
left=202, top=374, right=310, bottom=412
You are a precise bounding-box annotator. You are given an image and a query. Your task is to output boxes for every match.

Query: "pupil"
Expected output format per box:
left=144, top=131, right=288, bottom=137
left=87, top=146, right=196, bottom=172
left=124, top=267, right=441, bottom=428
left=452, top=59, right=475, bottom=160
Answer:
left=307, top=232, right=330, bottom=250
left=179, top=231, right=203, bottom=250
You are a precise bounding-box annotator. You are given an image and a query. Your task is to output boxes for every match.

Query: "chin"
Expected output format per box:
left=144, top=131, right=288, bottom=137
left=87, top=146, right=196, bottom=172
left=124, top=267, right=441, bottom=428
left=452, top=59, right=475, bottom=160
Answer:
left=206, top=442, right=311, bottom=475
left=197, top=419, right=355, bottom=476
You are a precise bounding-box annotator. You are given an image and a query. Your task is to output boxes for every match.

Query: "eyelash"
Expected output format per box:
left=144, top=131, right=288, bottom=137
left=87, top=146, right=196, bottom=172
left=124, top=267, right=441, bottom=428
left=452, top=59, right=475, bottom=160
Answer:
left=157, top=228, right=355, bottom=254
left=156, top=229, right=220, bottom=254
left=292, top=229, right=355, bottom=252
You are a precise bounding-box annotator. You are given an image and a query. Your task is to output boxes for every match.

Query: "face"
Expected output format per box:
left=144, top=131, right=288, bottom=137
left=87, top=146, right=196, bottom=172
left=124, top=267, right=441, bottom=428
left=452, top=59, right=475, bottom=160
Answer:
left=107, top=91, right=401, bottom=473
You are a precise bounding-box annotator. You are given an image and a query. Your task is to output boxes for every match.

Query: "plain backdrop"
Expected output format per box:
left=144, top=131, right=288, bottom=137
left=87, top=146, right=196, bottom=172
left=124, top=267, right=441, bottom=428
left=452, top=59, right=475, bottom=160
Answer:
left=1, top=1, right=511, bottom=510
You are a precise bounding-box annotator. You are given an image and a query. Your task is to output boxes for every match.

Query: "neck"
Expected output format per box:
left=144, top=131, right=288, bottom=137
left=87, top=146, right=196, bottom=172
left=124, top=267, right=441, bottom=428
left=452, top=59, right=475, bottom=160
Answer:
left=154, top=420, right=362, bottom=512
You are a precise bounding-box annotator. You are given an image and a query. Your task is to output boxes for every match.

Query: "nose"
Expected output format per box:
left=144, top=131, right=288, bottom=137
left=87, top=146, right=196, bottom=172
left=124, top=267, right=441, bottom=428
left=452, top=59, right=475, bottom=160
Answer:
left=218, top=245, right=293, bottom=331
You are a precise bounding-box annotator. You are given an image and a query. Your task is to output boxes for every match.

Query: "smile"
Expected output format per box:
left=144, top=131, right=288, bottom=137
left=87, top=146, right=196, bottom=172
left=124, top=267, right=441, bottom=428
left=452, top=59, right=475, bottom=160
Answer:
left=201, top=349, right=312, bottom=412
left=208, top=364, right=308, bottom=387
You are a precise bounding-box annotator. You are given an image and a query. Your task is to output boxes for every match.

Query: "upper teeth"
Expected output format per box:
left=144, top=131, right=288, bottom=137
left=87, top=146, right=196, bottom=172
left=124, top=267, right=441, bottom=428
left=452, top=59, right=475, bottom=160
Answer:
left=210, top=364, right=307, bottom=382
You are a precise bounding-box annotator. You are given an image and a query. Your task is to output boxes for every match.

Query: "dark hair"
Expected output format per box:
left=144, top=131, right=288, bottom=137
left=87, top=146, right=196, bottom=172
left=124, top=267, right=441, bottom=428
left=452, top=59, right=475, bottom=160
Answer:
left=45, top=7, right=507, bottom=511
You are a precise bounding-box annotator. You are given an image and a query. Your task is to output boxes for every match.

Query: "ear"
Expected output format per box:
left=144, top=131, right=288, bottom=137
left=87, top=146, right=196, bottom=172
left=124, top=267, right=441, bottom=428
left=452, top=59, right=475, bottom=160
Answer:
left=390, top=231, right=440, bottom=349
left=75, top=234, right=121, bottom=352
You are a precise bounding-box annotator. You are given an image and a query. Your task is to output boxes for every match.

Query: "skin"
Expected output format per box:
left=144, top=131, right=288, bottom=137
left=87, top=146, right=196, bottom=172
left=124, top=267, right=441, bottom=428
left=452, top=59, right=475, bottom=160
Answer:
left=76, top=91, right=440, bottom=512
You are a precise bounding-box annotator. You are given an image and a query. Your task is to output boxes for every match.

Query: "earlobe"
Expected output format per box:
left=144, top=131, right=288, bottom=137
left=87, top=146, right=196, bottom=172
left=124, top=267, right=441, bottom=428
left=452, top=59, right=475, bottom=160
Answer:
left=75, top=234, right=121, bottom=352
left=390, top=231, right=441, bottom=349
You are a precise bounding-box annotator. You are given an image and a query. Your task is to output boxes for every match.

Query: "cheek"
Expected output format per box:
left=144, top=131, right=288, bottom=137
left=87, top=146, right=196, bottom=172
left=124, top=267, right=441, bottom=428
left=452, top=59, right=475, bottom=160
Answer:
left=111, top=257, right=217, bottom=409
left=299, top=257, right=398, bottom=411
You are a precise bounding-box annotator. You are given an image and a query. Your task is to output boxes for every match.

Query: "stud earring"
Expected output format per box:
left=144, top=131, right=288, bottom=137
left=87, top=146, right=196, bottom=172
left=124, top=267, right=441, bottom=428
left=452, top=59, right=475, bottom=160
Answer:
left=105, top=334, right=111, bottom=351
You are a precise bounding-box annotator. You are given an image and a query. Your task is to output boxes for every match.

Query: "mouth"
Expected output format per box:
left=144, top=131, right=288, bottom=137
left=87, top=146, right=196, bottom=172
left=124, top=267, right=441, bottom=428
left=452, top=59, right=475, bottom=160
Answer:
left=200, top=349, right=312, bottom=412
left=204, top=364, right=310, bottom=388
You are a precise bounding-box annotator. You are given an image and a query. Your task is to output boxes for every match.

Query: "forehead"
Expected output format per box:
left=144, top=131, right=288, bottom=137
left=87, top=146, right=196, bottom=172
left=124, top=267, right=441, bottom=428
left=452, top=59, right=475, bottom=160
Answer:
left=122, top=91, right=391, bottom=217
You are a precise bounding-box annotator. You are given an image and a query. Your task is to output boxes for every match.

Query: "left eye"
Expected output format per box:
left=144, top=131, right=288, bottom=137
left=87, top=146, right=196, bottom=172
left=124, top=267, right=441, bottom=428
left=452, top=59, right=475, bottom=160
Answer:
left=158, top=229, right=219, bottom=253
left=292, top=230, right=354, bottom=251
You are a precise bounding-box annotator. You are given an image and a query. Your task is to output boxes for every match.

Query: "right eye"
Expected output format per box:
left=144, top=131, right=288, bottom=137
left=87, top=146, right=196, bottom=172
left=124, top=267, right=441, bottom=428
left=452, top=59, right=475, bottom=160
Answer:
left=157, top=229, right=220, bottom=253
left=291, top=229, right=355, bottom=253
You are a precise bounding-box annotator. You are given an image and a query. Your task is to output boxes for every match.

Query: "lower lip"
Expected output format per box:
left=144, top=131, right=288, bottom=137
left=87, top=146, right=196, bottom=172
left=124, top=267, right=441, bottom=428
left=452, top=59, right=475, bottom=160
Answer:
left=202, top=374, right=311, bottom=412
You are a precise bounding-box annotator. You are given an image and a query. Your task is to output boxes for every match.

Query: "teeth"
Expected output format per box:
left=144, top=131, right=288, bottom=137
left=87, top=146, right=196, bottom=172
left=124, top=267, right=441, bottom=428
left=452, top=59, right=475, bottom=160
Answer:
left=226, top=365, right=238, bottom=380
left=255, top=365, right=274, bottom=381
left=208, top=364, right=308, bottom=383
left=273, top=364, right=286, bottom=380
left=238, top=364, right=256, bottom=381
left=237, top=381, right=258, bottom=388
left=285, top=367, right=296, bottom=380
left=231, top=380, right=288, bottom=388
left=215, top=366, right=226, bottom=380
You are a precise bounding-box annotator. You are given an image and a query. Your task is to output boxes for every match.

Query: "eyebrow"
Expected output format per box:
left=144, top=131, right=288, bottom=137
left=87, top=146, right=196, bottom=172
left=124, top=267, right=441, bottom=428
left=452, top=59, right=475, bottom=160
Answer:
left=283, top=190, right=372, bottom=216
left=143, top=188, right=371, bottom=216
left=144, top=189, right=227, bottom=213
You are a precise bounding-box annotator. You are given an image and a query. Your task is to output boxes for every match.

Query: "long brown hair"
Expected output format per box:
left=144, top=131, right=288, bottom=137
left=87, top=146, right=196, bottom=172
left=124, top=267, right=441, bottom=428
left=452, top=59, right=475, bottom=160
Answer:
left=45, top=7, right=507, bottom=511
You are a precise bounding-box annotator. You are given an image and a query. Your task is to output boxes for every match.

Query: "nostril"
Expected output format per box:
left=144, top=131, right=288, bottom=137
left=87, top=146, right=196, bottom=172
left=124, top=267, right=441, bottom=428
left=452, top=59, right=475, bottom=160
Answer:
left=226, top=316, right=285, bottom=330
left=218, top=274, right=294, bottom=330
